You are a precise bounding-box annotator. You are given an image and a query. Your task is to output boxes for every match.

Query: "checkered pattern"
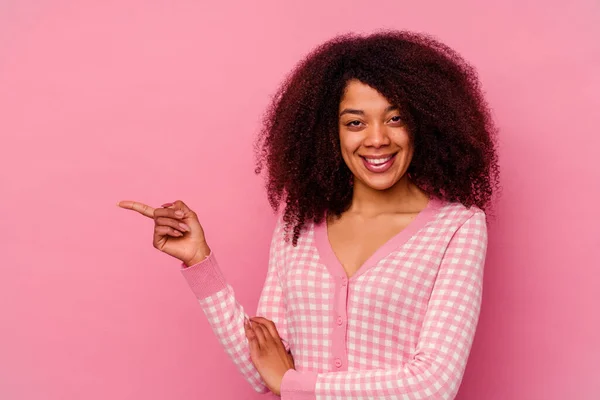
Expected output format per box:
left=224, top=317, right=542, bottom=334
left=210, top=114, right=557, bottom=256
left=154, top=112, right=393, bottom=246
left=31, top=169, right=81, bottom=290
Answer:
left=180, top=200, right=488, bottom=399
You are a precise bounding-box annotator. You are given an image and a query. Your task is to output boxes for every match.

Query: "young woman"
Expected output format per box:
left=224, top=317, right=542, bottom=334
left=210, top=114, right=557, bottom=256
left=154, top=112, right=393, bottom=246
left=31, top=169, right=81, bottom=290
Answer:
left=119, top=30, right=499, bottom=399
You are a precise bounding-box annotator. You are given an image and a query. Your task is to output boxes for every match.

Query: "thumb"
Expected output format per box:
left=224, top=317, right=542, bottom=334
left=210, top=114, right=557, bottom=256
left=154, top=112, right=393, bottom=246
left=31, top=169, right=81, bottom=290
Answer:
left=172, top=199, right=193, bottom=213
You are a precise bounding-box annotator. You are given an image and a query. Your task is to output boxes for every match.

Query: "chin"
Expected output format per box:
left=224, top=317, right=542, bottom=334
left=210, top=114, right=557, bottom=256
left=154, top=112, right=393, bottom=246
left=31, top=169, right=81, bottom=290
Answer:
left=357, top=174, right=401, bottom=191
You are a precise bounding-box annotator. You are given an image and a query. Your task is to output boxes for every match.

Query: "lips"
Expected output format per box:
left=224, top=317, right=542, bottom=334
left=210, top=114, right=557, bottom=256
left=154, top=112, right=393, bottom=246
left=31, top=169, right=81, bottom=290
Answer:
left=361, top=151, right=397, bottom=161
left=360, top=153, right=397, bottom=173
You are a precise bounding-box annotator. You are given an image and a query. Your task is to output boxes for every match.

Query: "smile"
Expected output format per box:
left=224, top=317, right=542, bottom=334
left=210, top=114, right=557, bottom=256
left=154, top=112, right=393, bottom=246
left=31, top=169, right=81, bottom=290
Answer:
left=360, top=153, right=397, bottom=173
left=363, top=155, right=393, bottom=165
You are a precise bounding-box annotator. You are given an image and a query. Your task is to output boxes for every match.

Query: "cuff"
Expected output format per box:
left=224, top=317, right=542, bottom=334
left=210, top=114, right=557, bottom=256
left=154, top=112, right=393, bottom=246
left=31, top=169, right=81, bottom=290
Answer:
left=179, top=251, right=228, bottom=299
left=280, top=369, right=318, bottom=400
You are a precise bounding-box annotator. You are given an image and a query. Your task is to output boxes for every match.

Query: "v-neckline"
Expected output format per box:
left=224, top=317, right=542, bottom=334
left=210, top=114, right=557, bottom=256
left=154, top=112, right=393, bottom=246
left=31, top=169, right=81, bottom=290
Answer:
left=314, top=196, right=444, bottom=281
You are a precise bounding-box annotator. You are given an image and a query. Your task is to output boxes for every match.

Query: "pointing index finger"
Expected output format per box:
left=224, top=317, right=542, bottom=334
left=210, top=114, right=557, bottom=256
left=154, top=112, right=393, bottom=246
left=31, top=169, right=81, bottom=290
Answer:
left=117, top=200, right=156, bottom=218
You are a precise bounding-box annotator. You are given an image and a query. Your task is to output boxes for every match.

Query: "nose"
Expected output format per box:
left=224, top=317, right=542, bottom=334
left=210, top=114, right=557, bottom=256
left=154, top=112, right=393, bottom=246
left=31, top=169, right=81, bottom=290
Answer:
left=364, top=123, right=391, bottom=148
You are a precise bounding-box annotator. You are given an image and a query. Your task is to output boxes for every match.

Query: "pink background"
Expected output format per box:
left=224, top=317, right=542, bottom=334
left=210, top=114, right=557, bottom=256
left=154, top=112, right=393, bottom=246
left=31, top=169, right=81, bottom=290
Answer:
left=1, top=1, right=599, bottom=399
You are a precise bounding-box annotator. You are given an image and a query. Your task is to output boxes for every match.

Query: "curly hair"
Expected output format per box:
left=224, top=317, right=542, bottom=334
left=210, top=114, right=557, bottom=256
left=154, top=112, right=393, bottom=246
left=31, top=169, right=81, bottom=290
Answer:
left=254, top=30, right=500, bottom=246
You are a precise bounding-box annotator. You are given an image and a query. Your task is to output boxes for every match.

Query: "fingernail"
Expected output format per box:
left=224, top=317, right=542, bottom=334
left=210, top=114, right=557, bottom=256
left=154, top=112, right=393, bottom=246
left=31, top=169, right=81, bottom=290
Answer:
left=175, top=210, right=184, bottom=217
left=161, top=202, right=174, bottom=207
left=179, top=223, right=190, bottom=232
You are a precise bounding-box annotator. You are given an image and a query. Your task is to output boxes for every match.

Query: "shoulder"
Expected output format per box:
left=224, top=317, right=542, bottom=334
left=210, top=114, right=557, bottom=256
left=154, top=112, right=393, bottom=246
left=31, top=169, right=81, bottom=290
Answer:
left=434, top=199, right=487, bottom=228
left=271, top=210, right=318, bottom=240
left=435, top=200, right=488, bottom=251
left=420, top=199, right=488, bottom=247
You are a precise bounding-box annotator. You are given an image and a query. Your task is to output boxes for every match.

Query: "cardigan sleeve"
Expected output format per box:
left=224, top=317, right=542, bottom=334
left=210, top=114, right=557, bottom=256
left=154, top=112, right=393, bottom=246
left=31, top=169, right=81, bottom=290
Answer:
left=179, top=214, right=288, bottom=394
left=280, top=209, right=488, bottom=400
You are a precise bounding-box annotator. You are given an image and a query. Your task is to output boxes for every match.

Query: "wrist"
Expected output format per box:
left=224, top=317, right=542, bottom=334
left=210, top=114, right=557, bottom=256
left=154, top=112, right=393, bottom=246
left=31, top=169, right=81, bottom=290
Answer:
left=274, top=367, right=294, bottom=396
left=184, top=244, right=211, bottom=267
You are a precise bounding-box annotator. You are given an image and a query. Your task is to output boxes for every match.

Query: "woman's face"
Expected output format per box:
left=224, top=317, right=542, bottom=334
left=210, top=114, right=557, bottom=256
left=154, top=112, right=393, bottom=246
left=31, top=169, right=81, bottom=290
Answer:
left=338, top=79, right=414, bottom=192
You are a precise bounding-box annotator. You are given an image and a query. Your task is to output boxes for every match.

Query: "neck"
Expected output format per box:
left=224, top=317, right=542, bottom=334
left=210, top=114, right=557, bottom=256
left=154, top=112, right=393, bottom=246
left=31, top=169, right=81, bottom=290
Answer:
left=348, top=175, right=428, bottom=217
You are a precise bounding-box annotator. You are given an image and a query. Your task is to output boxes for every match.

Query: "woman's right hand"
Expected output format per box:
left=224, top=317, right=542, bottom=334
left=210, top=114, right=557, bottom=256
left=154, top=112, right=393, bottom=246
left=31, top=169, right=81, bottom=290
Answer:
left=117, top=199, right=211, bottom=267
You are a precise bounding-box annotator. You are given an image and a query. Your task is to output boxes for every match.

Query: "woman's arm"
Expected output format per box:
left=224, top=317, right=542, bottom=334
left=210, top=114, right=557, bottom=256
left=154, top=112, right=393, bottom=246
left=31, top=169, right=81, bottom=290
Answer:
left=279, top=210, right=488, bottom=400
left=179, top=214, right=288, bottom=393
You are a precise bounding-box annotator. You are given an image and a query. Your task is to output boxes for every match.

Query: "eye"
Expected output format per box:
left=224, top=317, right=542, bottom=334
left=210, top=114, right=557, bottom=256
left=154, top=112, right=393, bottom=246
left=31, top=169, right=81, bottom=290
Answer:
left=345, top=120, right=363, bottom=128
left=389, top=115, right=403, bottom=124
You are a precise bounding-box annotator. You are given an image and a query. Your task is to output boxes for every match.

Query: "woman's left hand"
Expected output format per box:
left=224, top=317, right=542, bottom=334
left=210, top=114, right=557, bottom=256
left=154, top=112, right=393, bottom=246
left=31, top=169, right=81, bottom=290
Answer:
left=245, top=316, right=295, bottom=396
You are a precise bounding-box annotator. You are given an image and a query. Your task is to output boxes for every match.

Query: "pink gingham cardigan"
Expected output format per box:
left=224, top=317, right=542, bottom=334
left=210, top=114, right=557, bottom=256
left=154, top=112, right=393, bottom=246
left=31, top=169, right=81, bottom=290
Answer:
left=180, top=197, right=488, bottom=399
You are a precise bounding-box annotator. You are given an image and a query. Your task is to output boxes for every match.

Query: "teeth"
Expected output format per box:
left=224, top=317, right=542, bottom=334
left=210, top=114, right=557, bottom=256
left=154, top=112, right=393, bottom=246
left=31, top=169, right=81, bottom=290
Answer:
left=365, top=155, right=393, bottom=165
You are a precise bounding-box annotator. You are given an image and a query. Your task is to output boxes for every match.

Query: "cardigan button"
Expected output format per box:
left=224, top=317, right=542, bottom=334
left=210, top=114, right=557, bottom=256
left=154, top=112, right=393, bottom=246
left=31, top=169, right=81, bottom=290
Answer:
left=336, top=316, right=343, bottom=326
left=341, top=277, right=348, bottom=287
left=334, top=358, right=342, bottom=368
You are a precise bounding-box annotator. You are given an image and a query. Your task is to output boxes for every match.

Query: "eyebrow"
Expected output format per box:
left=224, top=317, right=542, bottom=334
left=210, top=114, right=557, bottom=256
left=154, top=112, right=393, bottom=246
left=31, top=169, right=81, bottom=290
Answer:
left=339, top=105, right=399, bottom=117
